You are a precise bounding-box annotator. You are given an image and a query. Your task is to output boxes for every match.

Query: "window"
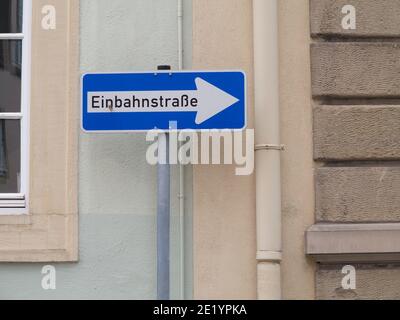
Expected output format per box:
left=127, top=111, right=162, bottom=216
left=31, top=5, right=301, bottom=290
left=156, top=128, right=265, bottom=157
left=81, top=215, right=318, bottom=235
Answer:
left=0, top=0, right=31, bottom=214
left=0, top=0, right=78, bottom=262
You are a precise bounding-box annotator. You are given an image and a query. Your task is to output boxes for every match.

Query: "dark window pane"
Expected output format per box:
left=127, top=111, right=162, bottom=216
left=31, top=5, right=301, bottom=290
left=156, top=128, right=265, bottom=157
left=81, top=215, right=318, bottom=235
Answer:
left=0, top=120, right=20, bottom=193
left=0, top=40, right=21, bottom=112
left=0, top=0, right=23, bottom=33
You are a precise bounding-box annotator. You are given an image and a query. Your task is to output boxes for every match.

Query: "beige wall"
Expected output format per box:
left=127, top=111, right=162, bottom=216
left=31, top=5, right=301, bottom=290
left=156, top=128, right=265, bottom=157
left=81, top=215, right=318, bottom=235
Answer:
left=279, top=0, right=316, bottom=299
left=192, top=0, right=257, bottom=299
left=192, top=0, right=316, bottom=299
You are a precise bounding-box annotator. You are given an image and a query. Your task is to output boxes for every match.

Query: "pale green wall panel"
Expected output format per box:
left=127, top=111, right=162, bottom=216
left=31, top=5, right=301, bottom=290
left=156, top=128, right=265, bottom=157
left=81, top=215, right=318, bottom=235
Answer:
left=0, top=0, right=192, bottom=300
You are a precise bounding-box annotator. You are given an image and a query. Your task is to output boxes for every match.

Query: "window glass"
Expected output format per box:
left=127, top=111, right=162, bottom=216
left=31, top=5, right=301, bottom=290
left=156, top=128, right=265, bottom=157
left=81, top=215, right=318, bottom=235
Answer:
left=0, top=120, right=20, bottom=193
left=0, top=0, right=26, bottom=204
left=0, top=0, right=23, bottom=34
left=0, top=40, right=22, bottom=113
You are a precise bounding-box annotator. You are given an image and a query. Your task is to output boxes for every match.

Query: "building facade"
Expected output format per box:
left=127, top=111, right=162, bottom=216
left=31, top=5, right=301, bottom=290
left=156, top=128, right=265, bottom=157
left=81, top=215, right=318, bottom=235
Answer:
left=0, top=0, right=399, bottom=300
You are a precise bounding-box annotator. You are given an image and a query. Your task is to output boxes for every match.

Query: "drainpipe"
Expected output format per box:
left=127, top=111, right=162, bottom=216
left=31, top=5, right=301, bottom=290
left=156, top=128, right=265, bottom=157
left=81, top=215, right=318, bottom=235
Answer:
left=253, top=0, right=282, bottom=299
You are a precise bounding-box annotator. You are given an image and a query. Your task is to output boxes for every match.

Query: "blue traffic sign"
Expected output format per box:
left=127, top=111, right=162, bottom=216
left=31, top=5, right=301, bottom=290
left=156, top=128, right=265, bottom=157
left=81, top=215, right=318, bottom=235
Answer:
left=81, top=71, right=246, bottom=132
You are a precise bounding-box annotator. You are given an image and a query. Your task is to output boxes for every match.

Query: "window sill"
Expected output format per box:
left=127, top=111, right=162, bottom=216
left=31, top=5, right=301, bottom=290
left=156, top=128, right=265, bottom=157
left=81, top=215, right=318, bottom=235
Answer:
left=0, top=213, right=78, bottom=262
left=0, top=249, right=78, bottom=263
left=0, top=213, right=31, bottom=225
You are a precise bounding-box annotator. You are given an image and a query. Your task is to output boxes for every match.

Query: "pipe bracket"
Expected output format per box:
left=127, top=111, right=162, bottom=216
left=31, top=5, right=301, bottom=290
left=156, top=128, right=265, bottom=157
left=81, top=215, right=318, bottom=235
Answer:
left=257, top=250, right=282, bottom=262
left=255, top=144, right=285, bottom=152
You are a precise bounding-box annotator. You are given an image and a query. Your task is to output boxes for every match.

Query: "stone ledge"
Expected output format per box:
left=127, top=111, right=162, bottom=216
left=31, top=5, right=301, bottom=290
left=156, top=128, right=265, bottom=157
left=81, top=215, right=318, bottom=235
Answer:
left=306, top=223, right=400, bottom=263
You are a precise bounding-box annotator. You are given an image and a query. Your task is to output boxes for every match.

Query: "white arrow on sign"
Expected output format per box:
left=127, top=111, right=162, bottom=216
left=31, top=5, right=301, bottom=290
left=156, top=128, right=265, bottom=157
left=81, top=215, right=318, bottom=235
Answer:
left=87, top=78, right=240, bottom=125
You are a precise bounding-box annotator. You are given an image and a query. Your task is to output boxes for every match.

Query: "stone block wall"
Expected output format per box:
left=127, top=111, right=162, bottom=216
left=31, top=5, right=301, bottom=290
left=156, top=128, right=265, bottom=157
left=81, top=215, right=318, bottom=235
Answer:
left=309, top=0, right=400, bottom=299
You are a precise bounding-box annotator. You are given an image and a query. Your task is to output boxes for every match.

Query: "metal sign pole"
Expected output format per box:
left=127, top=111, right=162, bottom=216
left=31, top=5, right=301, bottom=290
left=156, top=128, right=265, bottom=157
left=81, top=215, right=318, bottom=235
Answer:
left=157, top=65, right=171, bottom=300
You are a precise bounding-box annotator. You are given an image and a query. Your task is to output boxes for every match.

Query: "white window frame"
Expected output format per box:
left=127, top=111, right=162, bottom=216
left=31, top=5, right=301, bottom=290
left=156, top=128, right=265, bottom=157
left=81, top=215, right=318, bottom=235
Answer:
left=0, top=0, right=31, bottom=215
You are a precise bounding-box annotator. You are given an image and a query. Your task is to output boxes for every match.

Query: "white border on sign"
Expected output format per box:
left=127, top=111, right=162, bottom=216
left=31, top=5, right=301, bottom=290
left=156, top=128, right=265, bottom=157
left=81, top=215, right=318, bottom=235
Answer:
left=80, top=70, right=247, bottom=133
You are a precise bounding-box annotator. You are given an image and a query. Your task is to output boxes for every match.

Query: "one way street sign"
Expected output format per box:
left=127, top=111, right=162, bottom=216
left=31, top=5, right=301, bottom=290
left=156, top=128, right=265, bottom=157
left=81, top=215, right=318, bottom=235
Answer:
left=82, top=71, right=246, bottom=132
